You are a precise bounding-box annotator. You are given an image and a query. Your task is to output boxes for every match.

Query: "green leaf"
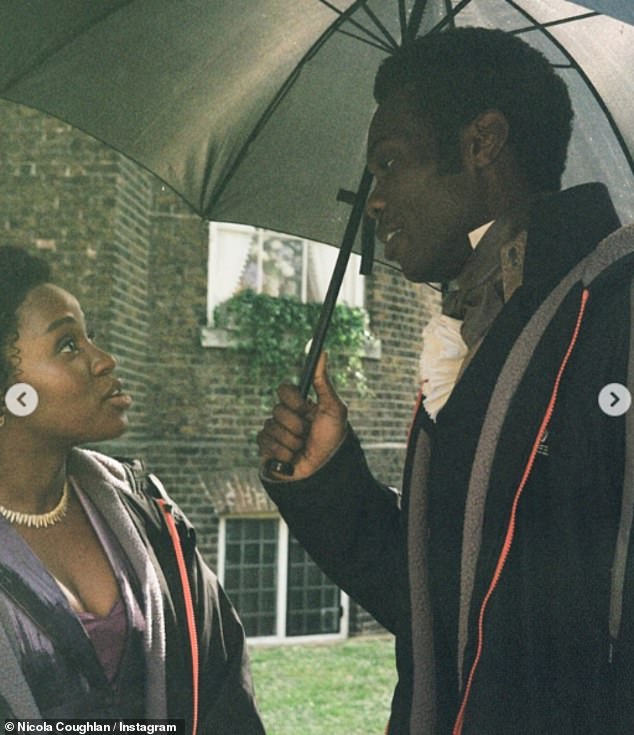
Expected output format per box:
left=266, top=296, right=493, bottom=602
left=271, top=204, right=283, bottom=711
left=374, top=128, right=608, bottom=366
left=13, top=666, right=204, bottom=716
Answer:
left=214, top=290, right=370, bottom=400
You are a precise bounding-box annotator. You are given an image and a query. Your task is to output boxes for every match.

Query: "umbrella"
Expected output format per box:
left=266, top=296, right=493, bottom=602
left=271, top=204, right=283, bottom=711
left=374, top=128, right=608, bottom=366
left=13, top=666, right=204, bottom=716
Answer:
left=2, top=0, right=633, bottom=248
left=2, top=1, right=634, bottom=471
left=567, top=1, right=634, bottom=25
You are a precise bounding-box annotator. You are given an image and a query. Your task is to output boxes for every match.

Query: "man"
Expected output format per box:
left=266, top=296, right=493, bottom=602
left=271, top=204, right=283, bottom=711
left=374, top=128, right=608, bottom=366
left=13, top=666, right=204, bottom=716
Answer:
left=257, top=28, right=634, bottom=734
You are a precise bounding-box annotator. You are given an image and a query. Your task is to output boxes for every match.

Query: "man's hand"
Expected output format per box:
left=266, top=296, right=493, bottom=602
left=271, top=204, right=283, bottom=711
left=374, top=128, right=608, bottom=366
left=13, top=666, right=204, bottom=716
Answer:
left=258, top=352, right=348, bottom=481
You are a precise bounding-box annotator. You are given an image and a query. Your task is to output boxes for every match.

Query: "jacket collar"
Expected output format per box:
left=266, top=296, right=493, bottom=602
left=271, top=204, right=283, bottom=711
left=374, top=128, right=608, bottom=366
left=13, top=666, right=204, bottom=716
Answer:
left=523, top=182, right=621, bottom=290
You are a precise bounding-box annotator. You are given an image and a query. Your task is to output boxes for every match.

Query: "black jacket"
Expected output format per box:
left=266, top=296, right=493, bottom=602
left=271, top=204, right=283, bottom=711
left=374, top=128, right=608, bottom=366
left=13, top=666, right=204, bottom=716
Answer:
left=264, top=184, right=634, bottom=734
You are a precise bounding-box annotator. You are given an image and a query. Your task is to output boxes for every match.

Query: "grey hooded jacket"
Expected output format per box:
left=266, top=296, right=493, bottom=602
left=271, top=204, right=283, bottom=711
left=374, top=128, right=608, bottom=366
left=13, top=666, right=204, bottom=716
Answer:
left=0, top=448, right=266, bottom=734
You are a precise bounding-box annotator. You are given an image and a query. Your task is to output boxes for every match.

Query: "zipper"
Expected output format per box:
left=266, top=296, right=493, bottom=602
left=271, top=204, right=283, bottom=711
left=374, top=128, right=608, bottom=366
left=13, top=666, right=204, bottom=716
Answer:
left=452, top=288, right=590, bottom=735
left=156, top=497, right=200, bottom=735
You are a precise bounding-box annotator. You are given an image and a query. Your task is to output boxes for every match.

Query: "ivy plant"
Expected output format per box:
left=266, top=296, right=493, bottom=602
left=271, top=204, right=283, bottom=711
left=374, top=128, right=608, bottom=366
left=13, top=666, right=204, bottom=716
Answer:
left=214, top=290, right=371, bottom=399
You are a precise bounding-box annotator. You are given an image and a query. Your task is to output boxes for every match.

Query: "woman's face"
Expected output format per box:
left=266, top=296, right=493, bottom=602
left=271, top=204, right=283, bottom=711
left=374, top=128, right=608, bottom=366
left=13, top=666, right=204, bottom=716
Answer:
left=3, top=283, right=132, bottom=447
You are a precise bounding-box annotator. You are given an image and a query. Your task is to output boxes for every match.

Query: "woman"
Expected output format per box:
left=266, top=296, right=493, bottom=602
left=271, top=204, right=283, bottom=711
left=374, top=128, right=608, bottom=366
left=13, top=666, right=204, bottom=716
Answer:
left=0, top=246, right=266, bottom=733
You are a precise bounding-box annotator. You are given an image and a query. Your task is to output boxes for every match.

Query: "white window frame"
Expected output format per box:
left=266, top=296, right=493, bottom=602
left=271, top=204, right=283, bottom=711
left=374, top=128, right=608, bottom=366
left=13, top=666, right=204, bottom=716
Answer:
left=218, top=514, right=349, bottom=645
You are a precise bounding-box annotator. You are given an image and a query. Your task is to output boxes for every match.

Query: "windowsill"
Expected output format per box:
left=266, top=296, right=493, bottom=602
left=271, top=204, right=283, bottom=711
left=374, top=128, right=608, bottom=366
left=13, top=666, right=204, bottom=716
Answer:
left=199, top=325, right=382, bottom=360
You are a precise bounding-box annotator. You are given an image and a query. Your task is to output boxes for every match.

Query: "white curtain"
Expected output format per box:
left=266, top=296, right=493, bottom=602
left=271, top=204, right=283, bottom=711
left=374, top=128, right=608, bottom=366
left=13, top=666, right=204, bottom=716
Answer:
left=307, top=242, right=364, bottom=307
left=207, top=222, right=253, bottom=323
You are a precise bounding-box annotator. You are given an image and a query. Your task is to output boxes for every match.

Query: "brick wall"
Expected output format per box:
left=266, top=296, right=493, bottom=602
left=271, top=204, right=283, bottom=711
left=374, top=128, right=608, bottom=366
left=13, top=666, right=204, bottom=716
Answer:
left=0, top=100, right=153, bottom=438
left=107, top=156, right=154, bottom=439
left=0, top=100, right=440, bottom=635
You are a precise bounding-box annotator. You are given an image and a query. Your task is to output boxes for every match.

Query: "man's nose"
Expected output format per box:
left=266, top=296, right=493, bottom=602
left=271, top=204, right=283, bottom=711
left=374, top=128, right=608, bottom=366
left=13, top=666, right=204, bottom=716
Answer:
left=366, top=184, right=386, bottom=220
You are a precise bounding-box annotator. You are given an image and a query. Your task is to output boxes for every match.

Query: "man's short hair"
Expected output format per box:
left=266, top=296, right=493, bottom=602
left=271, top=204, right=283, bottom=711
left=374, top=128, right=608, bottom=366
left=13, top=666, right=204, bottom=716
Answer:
left=374, top=27, right=573, bottom=193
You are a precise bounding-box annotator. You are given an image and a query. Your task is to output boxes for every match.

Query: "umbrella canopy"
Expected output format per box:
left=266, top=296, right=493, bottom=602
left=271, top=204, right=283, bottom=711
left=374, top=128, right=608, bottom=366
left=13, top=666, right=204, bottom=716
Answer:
left=1, top=0, right=633, bottom=259
left=567, top=1, right=634, bottom=25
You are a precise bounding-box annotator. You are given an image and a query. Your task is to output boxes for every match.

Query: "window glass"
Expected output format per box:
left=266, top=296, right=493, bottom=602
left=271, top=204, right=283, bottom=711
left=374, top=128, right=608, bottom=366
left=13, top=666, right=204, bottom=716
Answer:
left=224, top=518, right=278, bottom=637
left=223, top=518, right=343, bottom=640
left=208, top=223, right=364, bottom=325
left=286, top=535, right=340, bottom=637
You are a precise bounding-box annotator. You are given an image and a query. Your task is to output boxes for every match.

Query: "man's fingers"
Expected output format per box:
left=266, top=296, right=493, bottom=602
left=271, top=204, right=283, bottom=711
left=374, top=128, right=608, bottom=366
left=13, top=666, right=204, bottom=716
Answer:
left=257, top=422, right=303, bottom=480
left=256, top=382, right=315, bottom=476
left=271, top=403, right=311, bottom=438
left=258, top=369, right=347, bottom=481
left=276, top=381, right=310, bottom=413
left=257, top=431, right=295, bottom=465
left=257, top=415, right=306, bottom=460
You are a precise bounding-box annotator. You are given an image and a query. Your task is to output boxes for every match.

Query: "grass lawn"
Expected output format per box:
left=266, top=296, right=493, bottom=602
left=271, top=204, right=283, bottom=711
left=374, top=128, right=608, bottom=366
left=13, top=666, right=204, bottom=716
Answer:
left=249, top=635, right=396, bottom=735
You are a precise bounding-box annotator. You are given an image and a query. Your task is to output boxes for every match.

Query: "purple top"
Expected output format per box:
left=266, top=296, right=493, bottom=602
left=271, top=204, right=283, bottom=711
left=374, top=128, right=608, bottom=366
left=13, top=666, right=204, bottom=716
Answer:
left=78, top=598, right=127, bottom=683
left=69, top=479, right=146, bottom=685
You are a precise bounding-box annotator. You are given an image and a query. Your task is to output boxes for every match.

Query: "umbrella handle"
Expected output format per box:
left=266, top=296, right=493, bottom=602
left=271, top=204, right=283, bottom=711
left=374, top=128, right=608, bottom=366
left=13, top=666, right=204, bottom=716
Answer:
left=265, top=167, right=374, bottom=477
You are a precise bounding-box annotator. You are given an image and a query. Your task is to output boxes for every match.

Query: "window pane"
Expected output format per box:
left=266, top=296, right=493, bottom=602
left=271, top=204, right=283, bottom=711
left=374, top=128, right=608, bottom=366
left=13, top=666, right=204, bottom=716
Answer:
left=261, top=566, right=275, bottom=588
left=262, top=541, right=277, bottom=564
left=261, top=234, right=303, bottom=299
left=244, top=541, right=261, bottom=564
left=286, top=535, right=341, bottom=637
left=224, top=518, right=278, bottom=637
left=210, top=224, right=364, bottom=309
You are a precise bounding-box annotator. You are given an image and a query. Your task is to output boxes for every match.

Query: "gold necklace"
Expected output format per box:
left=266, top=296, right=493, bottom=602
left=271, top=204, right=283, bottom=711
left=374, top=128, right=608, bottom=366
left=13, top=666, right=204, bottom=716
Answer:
left=0, top=480, right=69, bottom=529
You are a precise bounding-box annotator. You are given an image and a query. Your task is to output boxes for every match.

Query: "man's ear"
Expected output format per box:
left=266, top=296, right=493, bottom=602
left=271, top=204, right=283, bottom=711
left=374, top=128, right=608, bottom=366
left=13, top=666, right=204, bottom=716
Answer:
left=462, top=109, right=509, bottom=169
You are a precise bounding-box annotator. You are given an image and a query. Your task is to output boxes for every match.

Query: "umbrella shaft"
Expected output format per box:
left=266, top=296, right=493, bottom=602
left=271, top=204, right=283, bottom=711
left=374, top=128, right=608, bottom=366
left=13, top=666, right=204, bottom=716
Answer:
left=265, top=168, right=373, bottom=478
left=299, top=167, right=374, bottom=397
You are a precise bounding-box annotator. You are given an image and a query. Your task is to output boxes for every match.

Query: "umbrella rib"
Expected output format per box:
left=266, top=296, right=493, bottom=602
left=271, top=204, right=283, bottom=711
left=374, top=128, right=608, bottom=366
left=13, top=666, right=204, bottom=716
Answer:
left=207, top=0, right=374, bottom=213
left=335, top=28, right=396, bottom=53
left=359, top=3, right=401, bottom=50
left=398, top=0, right=408, bottom=40
left=405, top=0, right=430, bottom=42
left=204, top=64, right=303, bottom=208
left=317, top=0, right=398, bottom=51
left=0, top=1, right=136, bottom=91
left=444, top=0, right=457, bottom=28
left=503, top=0, right=634, bottom=178
left=427, top=0, right=476, bottom=34
left=511, top=11, right=599, bottom=35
